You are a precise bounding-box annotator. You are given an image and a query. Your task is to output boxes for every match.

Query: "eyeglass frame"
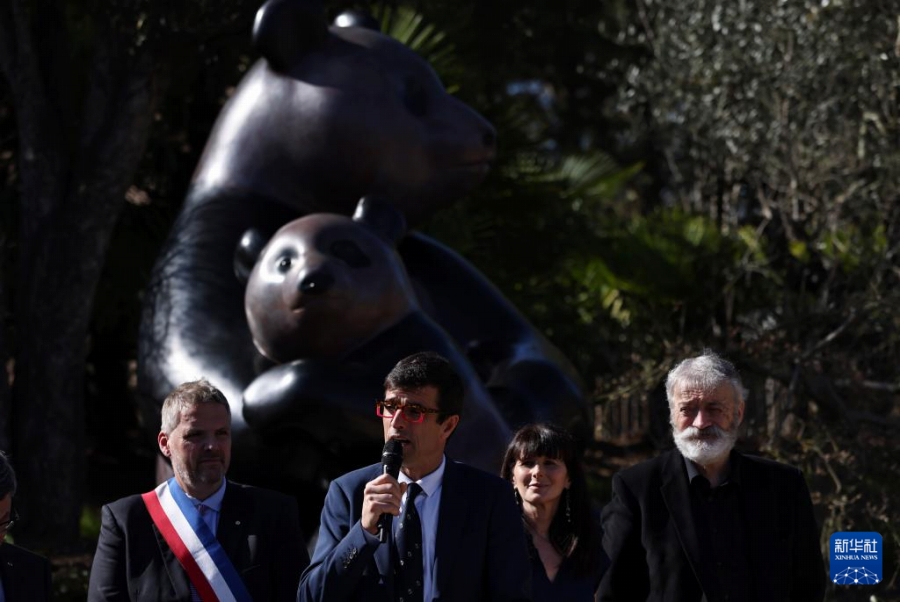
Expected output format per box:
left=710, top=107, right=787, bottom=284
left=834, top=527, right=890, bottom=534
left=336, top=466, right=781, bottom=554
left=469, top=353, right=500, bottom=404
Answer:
left=375, top=399, right=443, bottom=424
left=0, top=508, right=19, bottom=531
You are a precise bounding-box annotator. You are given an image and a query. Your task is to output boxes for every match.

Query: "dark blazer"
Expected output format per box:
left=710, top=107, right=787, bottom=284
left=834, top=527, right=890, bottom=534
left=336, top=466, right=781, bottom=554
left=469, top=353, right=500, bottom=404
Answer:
left=598, top=449, right=825, bottom=602
left=0, top=543, right=52, bottom=601
left=298, top=458, right=532, bottom=602
left=88, top=480, right=308, bottom=602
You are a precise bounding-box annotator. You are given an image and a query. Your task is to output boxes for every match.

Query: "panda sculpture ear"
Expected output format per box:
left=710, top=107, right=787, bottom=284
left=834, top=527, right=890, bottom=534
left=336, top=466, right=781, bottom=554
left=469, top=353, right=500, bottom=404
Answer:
left=253, top=0, right=329, bottom=73
left=235, top=228, right=270, bottom=284
left=333, top=10, right=381, bottom=32
left=353, top=196, right=407, bottom=246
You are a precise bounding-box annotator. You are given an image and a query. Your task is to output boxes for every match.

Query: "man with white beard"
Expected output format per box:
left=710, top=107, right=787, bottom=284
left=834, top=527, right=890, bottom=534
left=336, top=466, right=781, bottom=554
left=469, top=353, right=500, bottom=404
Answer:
left=598, top=351, right=825, bottom=602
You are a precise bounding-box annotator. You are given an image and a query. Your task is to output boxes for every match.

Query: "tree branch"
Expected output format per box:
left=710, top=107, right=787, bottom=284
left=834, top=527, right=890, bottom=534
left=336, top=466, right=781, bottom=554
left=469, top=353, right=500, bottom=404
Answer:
left=833, top=379, right=900, bottom=393
left=799, top=309, right=858, bottom=361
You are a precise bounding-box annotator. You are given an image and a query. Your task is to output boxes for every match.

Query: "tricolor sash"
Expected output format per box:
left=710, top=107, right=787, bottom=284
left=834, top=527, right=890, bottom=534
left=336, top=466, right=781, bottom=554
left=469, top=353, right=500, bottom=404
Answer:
left=142, top=478, right=252, bottom=602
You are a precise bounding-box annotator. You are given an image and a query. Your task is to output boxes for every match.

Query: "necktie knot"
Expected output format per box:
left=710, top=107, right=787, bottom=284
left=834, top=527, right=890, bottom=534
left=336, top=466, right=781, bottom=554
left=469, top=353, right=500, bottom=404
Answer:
left=406, top=483, right=423, bottom=505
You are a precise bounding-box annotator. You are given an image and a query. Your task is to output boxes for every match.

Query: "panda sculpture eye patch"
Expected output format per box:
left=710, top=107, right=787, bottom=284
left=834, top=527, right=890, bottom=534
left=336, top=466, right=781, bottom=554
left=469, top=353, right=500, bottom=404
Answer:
left=330, top=240, right=371, bottom=268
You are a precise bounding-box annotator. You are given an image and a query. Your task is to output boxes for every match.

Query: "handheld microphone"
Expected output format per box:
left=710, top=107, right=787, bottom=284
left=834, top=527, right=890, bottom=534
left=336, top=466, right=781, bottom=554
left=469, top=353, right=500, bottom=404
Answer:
left=378, top=439, right=403, bottom=543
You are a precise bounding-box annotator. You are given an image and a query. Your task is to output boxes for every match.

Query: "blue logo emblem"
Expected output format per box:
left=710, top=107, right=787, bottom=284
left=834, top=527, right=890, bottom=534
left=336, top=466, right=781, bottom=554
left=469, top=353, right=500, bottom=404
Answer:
left=830, top=532, right=882, bottom=585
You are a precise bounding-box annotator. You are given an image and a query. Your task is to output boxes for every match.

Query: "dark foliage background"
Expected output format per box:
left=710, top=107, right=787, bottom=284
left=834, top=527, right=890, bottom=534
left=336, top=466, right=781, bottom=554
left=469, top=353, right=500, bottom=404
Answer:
left=0, top=0, right=897, bottom=599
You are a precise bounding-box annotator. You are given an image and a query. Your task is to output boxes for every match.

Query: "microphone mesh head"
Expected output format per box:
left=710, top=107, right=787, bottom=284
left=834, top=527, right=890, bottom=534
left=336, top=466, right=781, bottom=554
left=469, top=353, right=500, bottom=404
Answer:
left=382, top=439, right=403, bottom=464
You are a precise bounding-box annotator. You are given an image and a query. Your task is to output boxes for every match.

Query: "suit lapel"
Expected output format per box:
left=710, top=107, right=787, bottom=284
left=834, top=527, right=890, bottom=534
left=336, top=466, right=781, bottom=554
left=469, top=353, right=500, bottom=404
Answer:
left=659, top=450, right=715, bottom=596
left=217, top=481, right=251, bottom=574
left=433, top=459, right=466, bottom=599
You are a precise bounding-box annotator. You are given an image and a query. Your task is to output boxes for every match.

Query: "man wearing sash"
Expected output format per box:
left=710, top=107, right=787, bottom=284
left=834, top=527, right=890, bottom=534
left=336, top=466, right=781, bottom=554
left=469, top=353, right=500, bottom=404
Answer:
left=88, top=379, right=308, bottom=601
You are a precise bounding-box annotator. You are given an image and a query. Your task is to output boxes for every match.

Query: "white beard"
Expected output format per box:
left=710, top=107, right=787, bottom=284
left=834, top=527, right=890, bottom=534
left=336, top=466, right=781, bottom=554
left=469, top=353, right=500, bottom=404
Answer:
left=673, top=425, right=737, bottom=466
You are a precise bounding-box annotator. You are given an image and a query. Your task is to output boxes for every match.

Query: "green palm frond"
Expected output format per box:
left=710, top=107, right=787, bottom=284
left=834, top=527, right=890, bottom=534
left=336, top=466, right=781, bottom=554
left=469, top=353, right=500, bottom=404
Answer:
left=374, top=6, right=462, bottom=90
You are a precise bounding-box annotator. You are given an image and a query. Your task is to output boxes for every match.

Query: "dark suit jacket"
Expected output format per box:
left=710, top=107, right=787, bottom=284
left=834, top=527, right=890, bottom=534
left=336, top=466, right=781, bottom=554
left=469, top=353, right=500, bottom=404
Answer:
left=0, top=543, right=52, bottom=601
left=599, top=449, right=825, bottom=602
left=88, top=480, right=308, bottom=601
left=297, top=458, right=531, bottom=602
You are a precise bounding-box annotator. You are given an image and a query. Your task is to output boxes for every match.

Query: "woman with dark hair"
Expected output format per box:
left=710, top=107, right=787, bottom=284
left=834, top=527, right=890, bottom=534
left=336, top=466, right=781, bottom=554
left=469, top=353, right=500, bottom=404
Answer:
left=501, top=423, right=607, bottom=601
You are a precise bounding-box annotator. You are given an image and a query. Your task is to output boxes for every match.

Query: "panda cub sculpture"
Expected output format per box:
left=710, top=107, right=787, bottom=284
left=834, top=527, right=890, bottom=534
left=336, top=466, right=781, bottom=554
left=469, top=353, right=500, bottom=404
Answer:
left=237, top=197, right=511, bottom=474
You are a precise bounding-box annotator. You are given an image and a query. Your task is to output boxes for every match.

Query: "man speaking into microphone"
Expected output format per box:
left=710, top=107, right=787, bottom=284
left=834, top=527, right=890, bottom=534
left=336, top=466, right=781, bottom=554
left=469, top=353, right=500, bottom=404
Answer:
left=298, top=352, right=531, bottom=602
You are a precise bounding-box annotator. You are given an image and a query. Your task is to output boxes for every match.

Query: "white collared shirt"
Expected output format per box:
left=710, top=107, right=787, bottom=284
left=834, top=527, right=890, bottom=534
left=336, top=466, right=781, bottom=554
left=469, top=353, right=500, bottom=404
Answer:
left=397, top=456, right=446, bottom=601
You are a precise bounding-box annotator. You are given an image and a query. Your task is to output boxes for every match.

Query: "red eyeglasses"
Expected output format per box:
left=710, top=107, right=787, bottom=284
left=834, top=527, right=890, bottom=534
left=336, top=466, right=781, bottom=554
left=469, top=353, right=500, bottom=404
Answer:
left=375, top=400, right=441, bottom=424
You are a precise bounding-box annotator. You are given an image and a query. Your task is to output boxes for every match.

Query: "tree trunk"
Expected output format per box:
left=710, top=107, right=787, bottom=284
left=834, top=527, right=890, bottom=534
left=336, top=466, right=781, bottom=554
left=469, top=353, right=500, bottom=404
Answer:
left=0, top=0, right=160, bottom=549
left=11, top=194, right=127, bottom=549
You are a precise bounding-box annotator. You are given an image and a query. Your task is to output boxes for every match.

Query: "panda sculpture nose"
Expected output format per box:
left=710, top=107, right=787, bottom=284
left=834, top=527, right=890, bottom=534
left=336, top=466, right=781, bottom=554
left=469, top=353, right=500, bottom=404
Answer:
left=298, top=271, right=334, bottom=294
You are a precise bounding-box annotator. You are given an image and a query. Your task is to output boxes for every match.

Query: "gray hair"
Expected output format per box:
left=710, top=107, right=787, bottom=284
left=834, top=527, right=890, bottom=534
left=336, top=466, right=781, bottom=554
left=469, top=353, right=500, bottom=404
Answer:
left=665, top=350, right=746, bottom=407
left=160, top=379, right=230, bottom=434
left=0, top=451, right=17, bottom=499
